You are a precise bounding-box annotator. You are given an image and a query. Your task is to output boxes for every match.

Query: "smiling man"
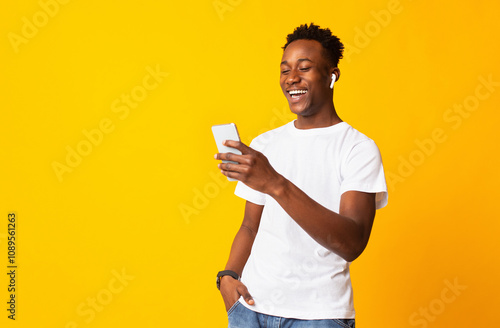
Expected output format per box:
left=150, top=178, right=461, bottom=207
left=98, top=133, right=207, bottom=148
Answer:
left=215, top=23, right=388, bottom=328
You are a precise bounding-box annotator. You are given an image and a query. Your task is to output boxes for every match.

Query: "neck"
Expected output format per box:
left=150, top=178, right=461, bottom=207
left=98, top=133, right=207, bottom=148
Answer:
left=294, top=103, right=342, bottom=129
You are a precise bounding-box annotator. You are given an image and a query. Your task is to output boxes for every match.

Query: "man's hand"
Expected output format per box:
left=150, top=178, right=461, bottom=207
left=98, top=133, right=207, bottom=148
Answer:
left=219, top=275, right=254, bottom=311
left=214, top=140, right=283, bottom=196
left=215, top=141, right=377, bottom=262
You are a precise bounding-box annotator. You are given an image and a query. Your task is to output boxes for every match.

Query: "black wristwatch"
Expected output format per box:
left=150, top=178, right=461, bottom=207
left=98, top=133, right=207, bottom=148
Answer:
left=216, top=270, right=239, bottom=290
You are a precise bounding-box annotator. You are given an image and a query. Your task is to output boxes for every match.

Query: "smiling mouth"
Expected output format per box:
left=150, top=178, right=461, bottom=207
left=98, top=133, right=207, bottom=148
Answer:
left=288, top=89, right=308, bottom=99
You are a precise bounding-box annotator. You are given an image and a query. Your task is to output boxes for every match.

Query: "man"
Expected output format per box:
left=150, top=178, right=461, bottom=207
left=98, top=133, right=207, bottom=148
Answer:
left=214, top=23, right=388, bottom=328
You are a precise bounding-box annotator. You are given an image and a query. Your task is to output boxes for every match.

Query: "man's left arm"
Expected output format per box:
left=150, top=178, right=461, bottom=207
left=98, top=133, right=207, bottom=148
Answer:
left=215, top=140, right=377, bottom=262
left=271, top=182, right=376, bottom=262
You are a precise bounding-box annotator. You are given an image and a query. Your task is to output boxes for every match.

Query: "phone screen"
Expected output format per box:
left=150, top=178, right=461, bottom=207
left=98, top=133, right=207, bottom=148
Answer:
left=212, top=123, right=241, bottom=181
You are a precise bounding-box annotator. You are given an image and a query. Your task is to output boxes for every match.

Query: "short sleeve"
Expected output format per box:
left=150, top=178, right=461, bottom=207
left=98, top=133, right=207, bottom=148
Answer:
left=340, top=140, right=388, bottom=209
left=234, top=181, right=266, bottom=205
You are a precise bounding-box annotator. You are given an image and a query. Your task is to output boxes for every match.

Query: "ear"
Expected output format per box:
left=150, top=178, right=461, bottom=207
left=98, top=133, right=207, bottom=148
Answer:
left=330, top=67, right=340, bottom=83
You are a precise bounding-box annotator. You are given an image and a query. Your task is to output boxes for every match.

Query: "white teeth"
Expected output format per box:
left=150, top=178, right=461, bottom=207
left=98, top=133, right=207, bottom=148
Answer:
left=289, top=89, right=307, bottom=95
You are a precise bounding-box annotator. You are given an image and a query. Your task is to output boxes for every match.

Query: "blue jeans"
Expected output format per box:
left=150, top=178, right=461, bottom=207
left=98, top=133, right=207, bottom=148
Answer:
left=227, top=301, right=355, bottom=328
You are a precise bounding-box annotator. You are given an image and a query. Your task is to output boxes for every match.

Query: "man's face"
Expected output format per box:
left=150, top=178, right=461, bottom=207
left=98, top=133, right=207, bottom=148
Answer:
left=280, top=39, right=333, bottom=117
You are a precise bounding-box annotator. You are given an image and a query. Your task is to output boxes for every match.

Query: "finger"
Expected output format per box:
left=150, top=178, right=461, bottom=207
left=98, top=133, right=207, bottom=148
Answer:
left=237, top=284, right=254, bottom=305
left=218, top=162, right=248, bottom=173
left=214, top=152, right=239, bottom=161
left=223, top=140, right=252, bottom=154
left=216, top=152, right=247, bottom=163
left=220, top=168, right=242, bottom=182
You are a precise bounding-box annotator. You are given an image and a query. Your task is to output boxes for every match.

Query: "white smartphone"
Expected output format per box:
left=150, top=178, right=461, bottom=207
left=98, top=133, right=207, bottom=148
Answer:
left=212, top=123, right=241, bottom=181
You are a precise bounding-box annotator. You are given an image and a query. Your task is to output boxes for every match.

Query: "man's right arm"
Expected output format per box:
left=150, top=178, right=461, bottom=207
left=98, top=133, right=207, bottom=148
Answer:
left=219, top=200, right=263, bottom=311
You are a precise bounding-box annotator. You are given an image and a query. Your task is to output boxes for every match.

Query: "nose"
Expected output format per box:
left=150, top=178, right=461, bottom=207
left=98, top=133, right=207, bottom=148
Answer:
left=286, top=70, right=300, bottom=85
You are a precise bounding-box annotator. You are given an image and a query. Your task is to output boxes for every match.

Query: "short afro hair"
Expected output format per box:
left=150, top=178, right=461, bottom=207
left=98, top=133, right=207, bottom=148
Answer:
left=283, top=23, right=344, bottom=68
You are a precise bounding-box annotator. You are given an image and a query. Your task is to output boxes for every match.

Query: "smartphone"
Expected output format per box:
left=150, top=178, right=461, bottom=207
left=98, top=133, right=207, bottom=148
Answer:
left=212, top=123, right=241, bottom=181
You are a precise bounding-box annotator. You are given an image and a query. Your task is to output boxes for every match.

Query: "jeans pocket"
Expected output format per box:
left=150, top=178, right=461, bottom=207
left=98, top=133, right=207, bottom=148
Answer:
left=227, top=300, right=240, bottom=316
left=332, top=319, right=355, bottom=328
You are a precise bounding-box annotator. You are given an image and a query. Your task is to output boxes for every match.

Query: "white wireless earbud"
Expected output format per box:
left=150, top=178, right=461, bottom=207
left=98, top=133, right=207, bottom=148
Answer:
left=330, top=74, right=336, bottom=89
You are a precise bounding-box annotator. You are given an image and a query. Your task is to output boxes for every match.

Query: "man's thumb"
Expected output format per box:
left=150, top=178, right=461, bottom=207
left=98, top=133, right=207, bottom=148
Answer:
left=238, top=285, right=254, bottom=305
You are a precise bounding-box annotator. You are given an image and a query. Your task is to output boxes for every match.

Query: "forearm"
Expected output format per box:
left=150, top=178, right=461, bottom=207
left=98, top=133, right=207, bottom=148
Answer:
left=269, top=176, right=372, bottom=262
left=224, top=224, right=257, bottom=276
left=215, top=141, right=374, bottom=262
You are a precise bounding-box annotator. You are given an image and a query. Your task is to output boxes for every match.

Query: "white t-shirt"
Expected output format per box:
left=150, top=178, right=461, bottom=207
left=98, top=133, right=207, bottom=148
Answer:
left=234, top=120, right=388, bottom=319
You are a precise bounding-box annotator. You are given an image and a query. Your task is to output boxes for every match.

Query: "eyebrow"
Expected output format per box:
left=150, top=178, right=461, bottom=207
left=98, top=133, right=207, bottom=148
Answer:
left=280, top=58, right=313, bottom=65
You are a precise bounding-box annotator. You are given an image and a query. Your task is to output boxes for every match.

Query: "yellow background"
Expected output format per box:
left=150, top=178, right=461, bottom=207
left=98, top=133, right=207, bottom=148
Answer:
left=1, top=0, right=499, bottom=327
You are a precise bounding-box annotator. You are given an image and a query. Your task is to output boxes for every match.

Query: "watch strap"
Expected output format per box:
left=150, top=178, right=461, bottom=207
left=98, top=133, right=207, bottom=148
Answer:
left=216, top=270, right=239, bottom=290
